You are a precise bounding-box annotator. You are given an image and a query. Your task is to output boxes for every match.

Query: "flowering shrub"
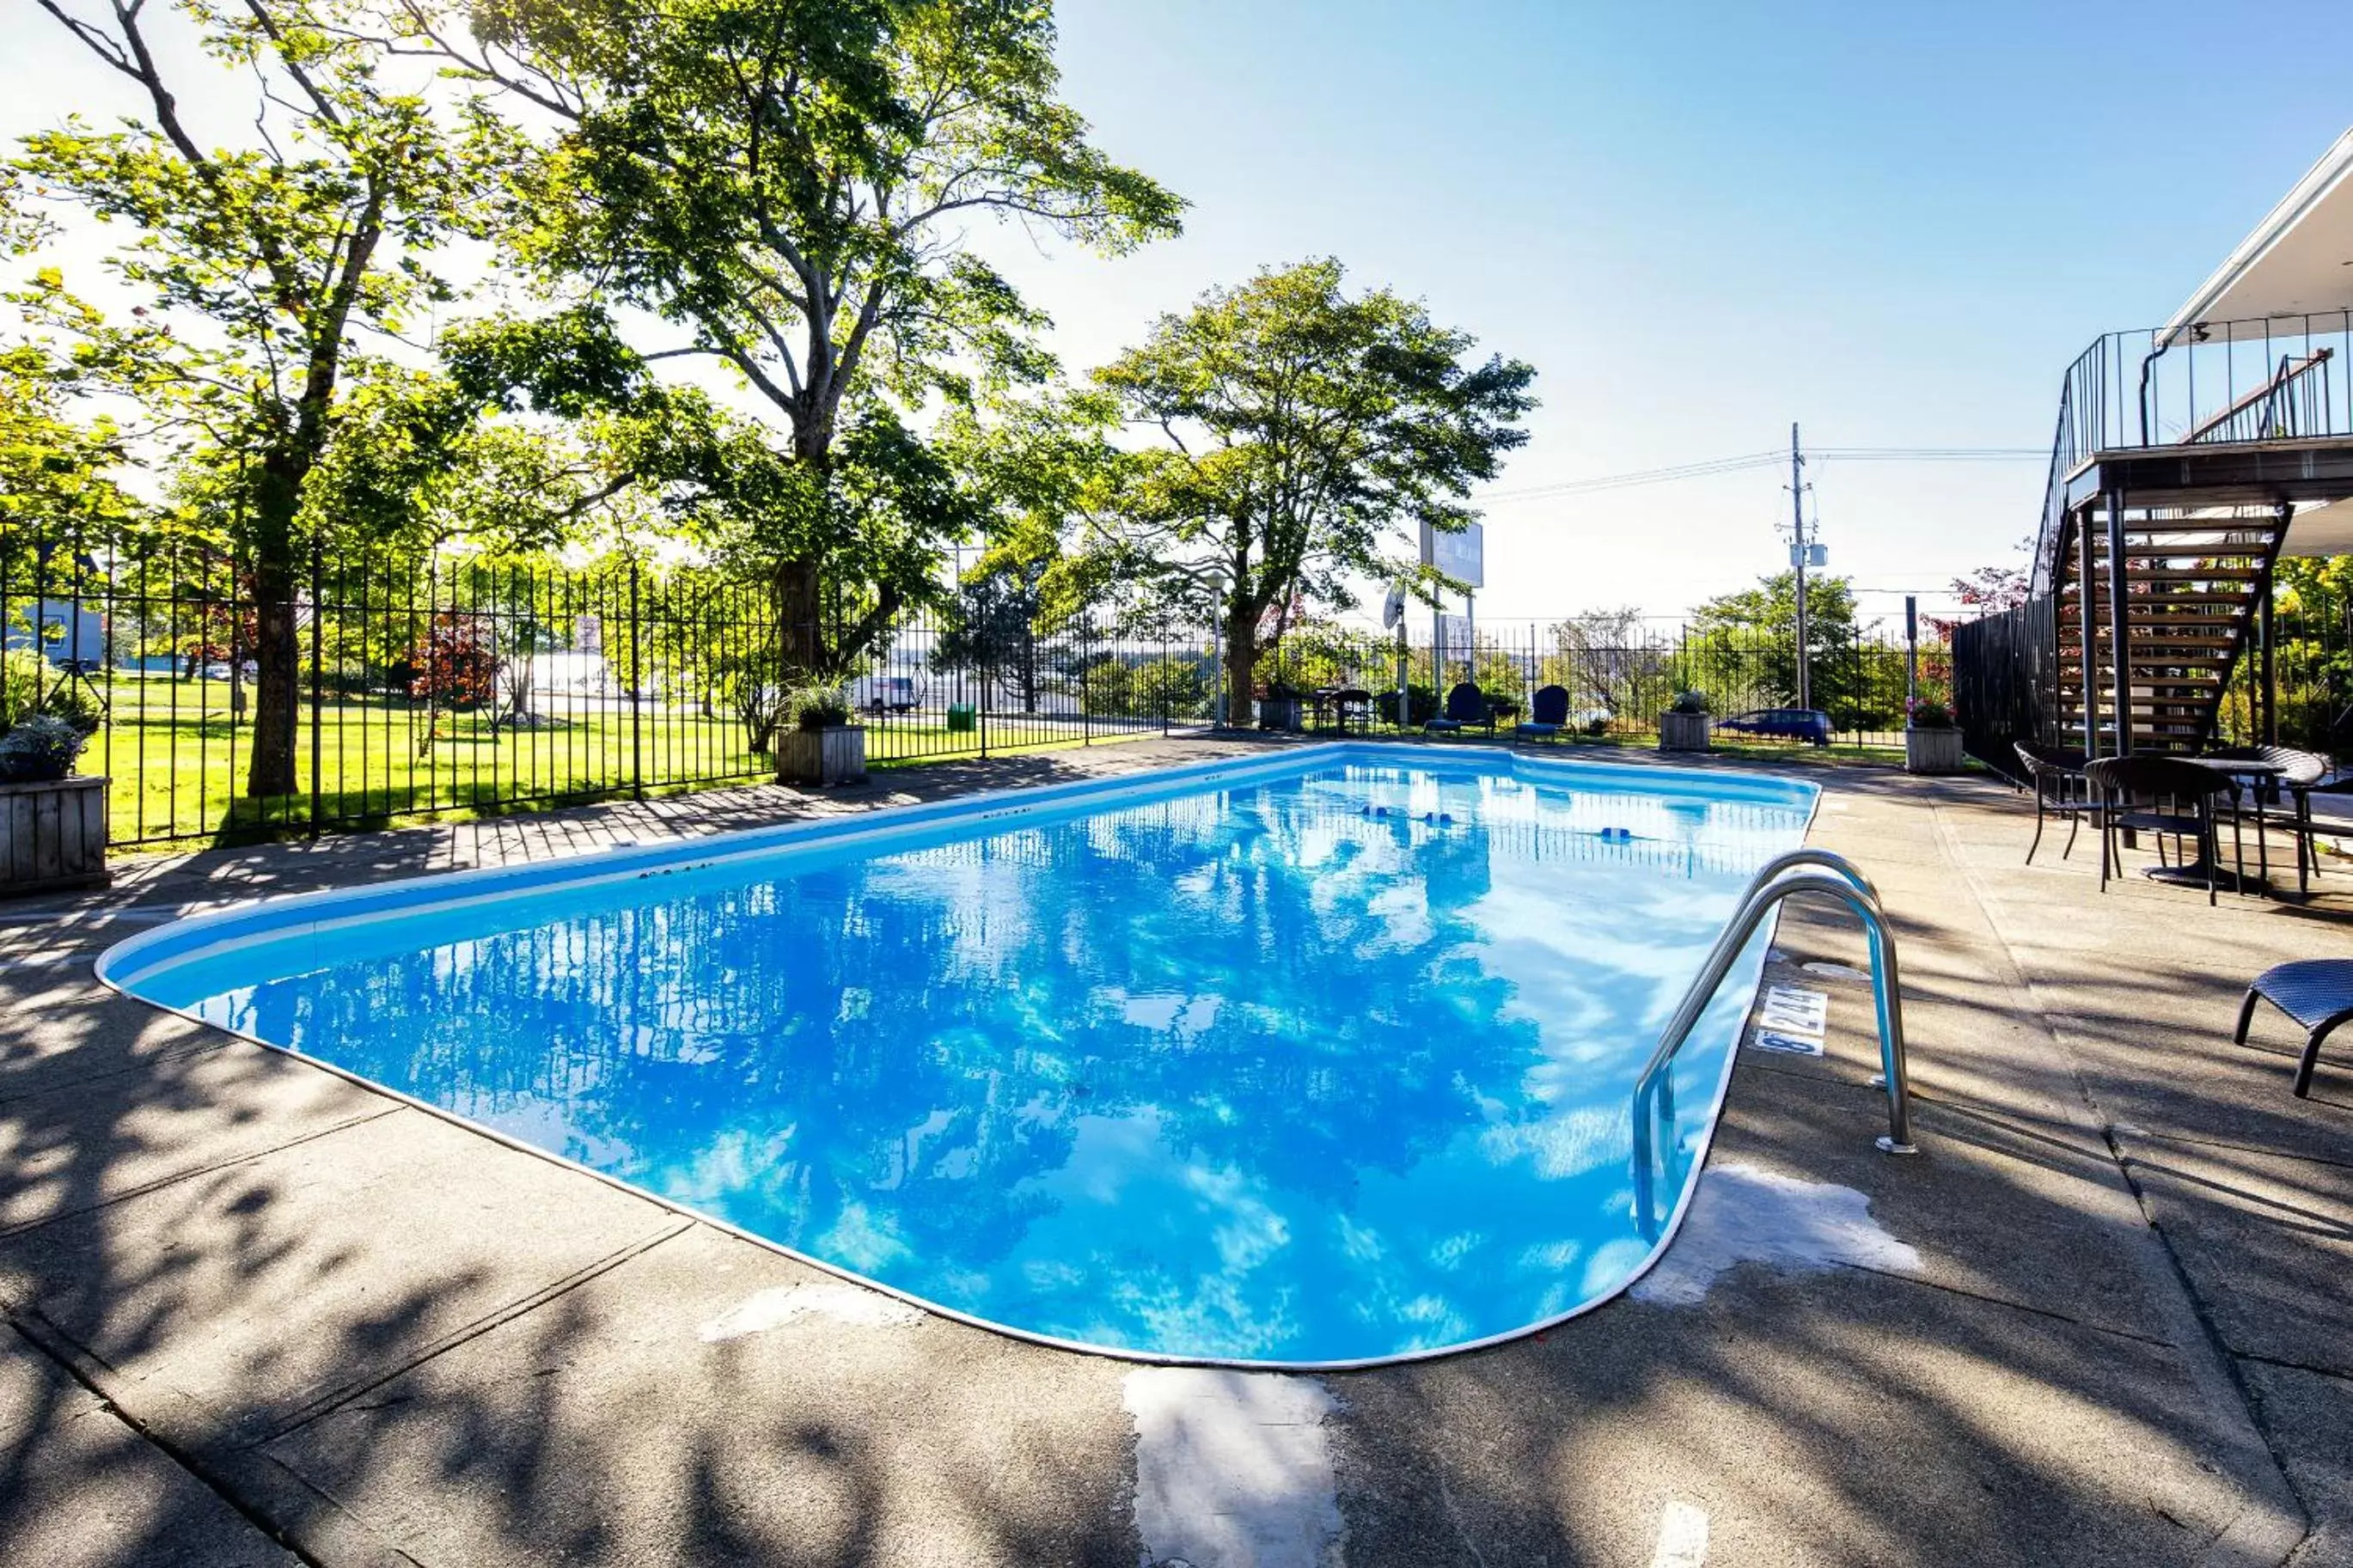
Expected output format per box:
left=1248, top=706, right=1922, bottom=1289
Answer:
left=400, top=615, right=500, bottom=710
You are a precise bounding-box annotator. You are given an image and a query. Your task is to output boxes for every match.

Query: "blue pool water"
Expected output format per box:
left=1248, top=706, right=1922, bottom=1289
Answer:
left=103, top=747, right=1814, bottom=1365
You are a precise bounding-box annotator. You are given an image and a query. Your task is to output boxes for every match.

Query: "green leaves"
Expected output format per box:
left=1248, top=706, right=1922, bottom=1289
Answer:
left=1086, top=258, right=1537, bottom=651
left=420, top=0, right=1182, bottom=448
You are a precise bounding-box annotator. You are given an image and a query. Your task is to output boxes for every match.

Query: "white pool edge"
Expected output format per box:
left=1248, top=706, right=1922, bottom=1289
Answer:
left=92, top=741, right=1821, bottom=1371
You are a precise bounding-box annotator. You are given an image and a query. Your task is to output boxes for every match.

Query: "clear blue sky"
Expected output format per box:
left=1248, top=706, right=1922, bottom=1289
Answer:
left=10, top=2, right=2353, bottom=623
left=974, top=0, right=2353, bottom=621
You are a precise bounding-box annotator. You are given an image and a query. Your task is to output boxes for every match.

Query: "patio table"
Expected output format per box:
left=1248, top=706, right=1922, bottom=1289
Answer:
left=2139, top=756, right=2276, bottom=894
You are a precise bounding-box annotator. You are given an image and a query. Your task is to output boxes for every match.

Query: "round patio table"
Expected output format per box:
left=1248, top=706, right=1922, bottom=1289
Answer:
left=2142, top=756, right=2279, bottom=894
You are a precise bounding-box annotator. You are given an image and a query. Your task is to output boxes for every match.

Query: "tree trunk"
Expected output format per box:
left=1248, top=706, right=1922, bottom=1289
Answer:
left=773, top=558, right=825, bottom=679
left=1225, top=609, right=1256, bottom=729
left=242, top=460, right=304, bottom=801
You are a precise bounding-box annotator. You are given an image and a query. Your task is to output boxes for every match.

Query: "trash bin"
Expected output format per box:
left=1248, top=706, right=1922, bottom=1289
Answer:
left=947, top=703, right=977, bottom=734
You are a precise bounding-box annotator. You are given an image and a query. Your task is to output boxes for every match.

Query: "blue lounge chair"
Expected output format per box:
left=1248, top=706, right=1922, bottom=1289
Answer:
left=1513, top=685, right=1570, bottom=745
left=1423, top=682, right=1493, bottom=738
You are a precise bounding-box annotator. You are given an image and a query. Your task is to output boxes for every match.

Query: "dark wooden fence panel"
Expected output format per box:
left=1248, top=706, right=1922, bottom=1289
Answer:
left=1953, top=596, right=2057, bottom=778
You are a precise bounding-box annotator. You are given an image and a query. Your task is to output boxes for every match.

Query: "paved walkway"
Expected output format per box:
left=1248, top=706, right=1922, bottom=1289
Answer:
left=1, top=737, right=2348, bottom=1566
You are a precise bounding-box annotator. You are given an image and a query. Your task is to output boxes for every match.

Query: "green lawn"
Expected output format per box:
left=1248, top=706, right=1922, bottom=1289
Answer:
left=87, top=674, right=1178, bottom=848
left=80, top=672, right=1937, bottom=851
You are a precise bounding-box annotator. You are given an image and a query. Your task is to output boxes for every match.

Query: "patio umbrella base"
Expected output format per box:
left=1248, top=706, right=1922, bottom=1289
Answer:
left=2145, top=863, right=2270, bottom=895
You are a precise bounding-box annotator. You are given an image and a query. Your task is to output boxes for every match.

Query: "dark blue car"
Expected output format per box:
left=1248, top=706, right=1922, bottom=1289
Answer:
left=1714, top=707, right=1832, bottom=746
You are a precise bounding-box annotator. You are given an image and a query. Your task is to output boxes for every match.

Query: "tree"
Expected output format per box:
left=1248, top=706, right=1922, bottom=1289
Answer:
left=399, top=0, right=1185, bottom=678
left=1689, top=571, right=1898, bottom=727
left=15, top=0, right=515, bottom=796
left=1082, top=259, right=1535, bottom=725
left=1543, top=607, right=1664, bottom=720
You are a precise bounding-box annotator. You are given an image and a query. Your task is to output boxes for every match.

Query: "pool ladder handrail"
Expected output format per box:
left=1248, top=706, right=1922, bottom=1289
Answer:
left=1635, top=847, right=1916, bottom=1163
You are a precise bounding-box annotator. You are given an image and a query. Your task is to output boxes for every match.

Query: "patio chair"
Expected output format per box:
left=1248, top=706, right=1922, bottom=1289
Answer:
left=2014, top=740, right=2096, bottom=865
left=2234, top=959, right=2353, bottom=1097
left=1423, top=682, right=1493, bottom=738
left=1513, top=685, right=1571, bottom=746
left=1328, top=686, right=1372, bottom=736
left=2084, top=753, right=2240, bottom=906
left=2206, top=745, right=2334, bottom=894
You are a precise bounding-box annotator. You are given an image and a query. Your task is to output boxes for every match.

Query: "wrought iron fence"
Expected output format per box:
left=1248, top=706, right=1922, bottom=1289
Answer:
left=1263, top=615, right=1945, bottom=748
left=4, top=516, right=1959, bottom=856
left=1, top=529, right=1210, bottom=851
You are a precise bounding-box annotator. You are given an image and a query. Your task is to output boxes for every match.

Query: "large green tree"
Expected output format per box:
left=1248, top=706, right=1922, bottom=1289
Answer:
left=1082, top=259, right=1535, bottom=725
left=399, top=0, right=1184, bottom=678
left=15, top=0, right=516, bottom=796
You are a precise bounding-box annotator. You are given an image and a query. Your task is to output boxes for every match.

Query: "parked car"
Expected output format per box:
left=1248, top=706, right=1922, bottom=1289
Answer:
left=1714, top=707, right=1832, bottom=746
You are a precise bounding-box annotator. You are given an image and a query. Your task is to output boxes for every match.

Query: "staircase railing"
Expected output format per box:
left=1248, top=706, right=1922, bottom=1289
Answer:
left=2030, top=311, right=2353, bottom=595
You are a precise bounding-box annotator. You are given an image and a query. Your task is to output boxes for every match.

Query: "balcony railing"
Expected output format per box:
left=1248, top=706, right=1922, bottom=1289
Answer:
left=2031, top=310, right=2353, bottom=591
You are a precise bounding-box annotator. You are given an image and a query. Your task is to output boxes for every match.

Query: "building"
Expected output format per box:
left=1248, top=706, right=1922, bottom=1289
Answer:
left=1959, top=129, right=2353, bottom=763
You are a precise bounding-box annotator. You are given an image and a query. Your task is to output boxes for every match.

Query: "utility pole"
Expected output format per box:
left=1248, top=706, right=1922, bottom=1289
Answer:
left=1788, top=422, right=1811, bottom=711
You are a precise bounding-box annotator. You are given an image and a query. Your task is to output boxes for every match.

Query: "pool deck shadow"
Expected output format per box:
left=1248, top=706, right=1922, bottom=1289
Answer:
left=3, top=735, right=2351, bottom=1565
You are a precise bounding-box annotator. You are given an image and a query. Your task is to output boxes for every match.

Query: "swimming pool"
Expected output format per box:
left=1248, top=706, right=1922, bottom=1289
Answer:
left=100, top=745, right=1817, bottom=1367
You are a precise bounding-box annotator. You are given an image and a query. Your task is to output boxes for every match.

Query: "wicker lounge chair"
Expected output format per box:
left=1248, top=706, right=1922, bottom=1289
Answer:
left=1513, top=685, right=1570, bottom=745
left=2235, top=959, right=2353, bottom=1096
left=2014, top=740, right=2096, bottom=865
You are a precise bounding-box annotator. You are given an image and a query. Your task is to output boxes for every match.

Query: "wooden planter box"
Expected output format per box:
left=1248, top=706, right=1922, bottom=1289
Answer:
left=1905, top=725, right=1965, bottom=775
left=777, top=725, right=867, bottom=786
left=1659, top=711, right=1713, bottom=753
left=1, top=774, right=110, bottom=895
left=1260, top=697, right=1305, bottom=733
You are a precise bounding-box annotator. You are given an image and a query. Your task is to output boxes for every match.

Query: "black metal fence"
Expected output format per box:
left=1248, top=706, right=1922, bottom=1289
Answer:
left=1267, top=615, right=1946, bottom=747
left=5, top=518, right=1958, bottom=856
left=1952, top=596, right=2057, bottom=775
left=2, top=532, right=1209, bottom=851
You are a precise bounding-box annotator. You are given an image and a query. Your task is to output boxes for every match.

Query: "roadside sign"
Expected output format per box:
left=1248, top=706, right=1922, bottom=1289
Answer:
left=1421, top=522, right=1484, bottom=589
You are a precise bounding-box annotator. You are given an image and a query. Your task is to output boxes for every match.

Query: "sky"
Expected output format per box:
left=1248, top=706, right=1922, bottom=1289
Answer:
left=9, top=0, right=2353, bottom=629
left=963, top=0, right=2353, bottom=625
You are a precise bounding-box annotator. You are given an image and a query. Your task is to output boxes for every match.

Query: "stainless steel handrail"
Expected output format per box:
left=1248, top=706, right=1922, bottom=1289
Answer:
left=1629, top=850, right=1916, bottom=1239
left=1638, top=848, right=1915, bottom=1152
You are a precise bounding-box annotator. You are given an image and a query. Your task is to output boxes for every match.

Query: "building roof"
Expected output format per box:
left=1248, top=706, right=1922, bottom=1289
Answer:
left=2163, top=128, right=2353, bottom=345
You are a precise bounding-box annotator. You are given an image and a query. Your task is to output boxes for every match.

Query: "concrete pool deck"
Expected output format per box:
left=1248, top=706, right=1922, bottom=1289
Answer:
left=2, top=735, right=2350, bottom=1566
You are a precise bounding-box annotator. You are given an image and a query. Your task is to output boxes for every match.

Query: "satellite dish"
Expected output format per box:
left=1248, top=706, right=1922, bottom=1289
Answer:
left=1382, top=583, right=1406, bottom=630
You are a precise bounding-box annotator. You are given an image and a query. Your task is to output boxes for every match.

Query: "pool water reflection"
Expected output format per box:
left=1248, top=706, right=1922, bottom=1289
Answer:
left=116, top=752, right=1813, bottom=1364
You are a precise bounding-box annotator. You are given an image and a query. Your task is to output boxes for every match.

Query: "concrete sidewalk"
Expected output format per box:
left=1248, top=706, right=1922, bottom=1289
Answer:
left=2, top=738, right=2348, bottom=1566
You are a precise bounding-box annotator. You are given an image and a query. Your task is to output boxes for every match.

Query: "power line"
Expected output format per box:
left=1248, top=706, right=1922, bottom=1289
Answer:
left=1481, top=444, right=2045, bottom=504
left=1480, top=451, right=1782, bottom=501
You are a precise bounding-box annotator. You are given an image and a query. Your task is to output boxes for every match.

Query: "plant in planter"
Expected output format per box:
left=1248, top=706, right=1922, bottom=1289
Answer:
left=0, top=714, right=108, bottom=893
left=0, top=714, right=90, bottom=783
left=1659, top=690, right=1712, bottom=753
left=776, top=686, right=867, bottom=786
left=1904, top=699, right=1965, bottom=775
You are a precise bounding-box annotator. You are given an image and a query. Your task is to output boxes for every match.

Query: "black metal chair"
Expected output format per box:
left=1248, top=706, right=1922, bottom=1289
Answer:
left=2085, top=753, right=2240, bottom=906
left=2014, top=740, right=2096, bottom=865
left=1328, top=686, right=1372, bottom=736
left=2236, top=959, right=2353, bottom=1097
left=1513, top=685, right=1570, bottom=746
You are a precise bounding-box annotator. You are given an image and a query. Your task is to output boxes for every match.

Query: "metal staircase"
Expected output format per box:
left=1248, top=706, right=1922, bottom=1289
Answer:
left=2050, top=503, right=2289, bottom=751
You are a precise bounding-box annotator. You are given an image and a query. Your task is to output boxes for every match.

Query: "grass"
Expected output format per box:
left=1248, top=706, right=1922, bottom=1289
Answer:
left=82, top=673, right=1176, bottom=849
left=75, top=672, right=1949, bottom=851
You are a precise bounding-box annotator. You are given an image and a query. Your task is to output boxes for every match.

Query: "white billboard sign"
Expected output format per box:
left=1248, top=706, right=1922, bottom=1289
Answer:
left=1420, top=522, right=1484, bottom=589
